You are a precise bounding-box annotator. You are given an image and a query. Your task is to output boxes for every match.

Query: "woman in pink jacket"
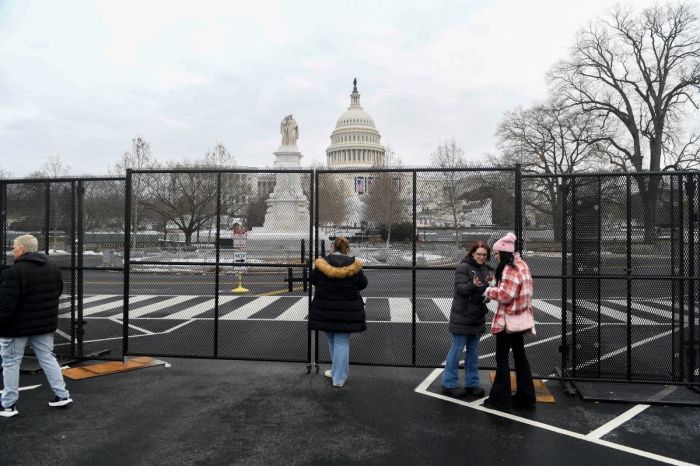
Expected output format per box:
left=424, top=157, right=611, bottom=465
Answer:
left=482, top=232, right=536, bottom=411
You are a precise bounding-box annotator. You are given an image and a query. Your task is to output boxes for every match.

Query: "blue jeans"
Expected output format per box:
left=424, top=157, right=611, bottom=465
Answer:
left=442, top=333, right=481, bottom=389
left=1, top=333, right=70, bottom=408
left=325, top=332, right=350, bottom=385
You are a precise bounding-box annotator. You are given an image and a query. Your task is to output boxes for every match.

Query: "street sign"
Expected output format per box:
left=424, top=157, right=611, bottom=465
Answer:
left=233, top=251, right=247, bottom=272
left=233, top=225, right=247, bottom=250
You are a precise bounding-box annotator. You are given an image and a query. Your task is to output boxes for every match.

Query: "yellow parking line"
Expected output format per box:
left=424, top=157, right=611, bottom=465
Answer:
left=256, top=287, right=306, bottom=296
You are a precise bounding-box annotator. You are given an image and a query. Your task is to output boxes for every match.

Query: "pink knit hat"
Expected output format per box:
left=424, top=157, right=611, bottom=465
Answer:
left=493, top=232, right=516, bottom=253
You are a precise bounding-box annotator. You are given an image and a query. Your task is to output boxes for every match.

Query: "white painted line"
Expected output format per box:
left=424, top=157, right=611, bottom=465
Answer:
left=415, top=369, right=694, bottom=466
left=547, top=299, right=597, bottom=325
left=61, top=294, right=156, bottom=317
left=55, top=329, right=71, bottom=341
left=576, top=300, right=657, bottom=325
left=388, top=298, right=412, bottom=323
left=167, top=296, right=236, bottom=319
left=432, top=298, right=452, bottom=321
left=55, top=319, right=199, bottom=345
left=59, top=294, right=114, bottom=309
left=121, top=296, right=196, bottom=319
left=648, top=385, right=679, bottom=402
left=220, top=296, right=280, bottom=320
left=609, top=300, right=673, bottom=320
left=586, top=404, right=651, bottom=439
left=531, top=299, right=562, bottom=320
left=479, top=325, right=597, bottom=359
left=1, top=384, right=42, bottom=395
left=574, top=329, right=676, bottom=371
left=110, top=316, right=153, bottom=335
left=276, top=298, right=309, bottom=321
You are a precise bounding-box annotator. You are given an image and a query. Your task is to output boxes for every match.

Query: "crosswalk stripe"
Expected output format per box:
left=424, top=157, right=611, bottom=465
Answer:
left=388, top=298, right=412, bottom=323
left=531, top=299, right=562, bottom=320
left=58, top=295, right=685, bottom=324
left=60, top=295, right=156, bottom=317
left=59, top=294, right=114, bottom=309
left=432, top=298, right=452, bottom=321
left=576, top=300, right=657, bottom=325
left=166, top=296, right=237, bottom=319
left=121, top=296, right=197, bottom=319
left=220, top=296, right=280, bottom=320
left=276, top=297, right=308, bottom=321
left=608, top=300, right=673, bottom=320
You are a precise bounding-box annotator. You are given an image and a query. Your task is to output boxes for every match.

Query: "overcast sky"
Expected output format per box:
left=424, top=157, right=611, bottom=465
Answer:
left=0, top=0, right=666, bottom=177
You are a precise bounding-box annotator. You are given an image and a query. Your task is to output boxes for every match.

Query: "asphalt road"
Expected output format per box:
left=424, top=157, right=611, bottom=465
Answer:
left=41, top=252, right=686, bottom=300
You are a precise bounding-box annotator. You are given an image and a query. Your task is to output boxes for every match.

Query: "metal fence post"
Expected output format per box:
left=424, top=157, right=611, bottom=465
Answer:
left=560, top=177, right=569, bottom=378
left=411, top=170, right=417, bottom=366
left=688, top=173, right=697, bottom=383
left=514, top=164, right=523, bottom=252
left=70, top=181, right=76, bottom=356
left=310, top=169, right=319, bottom=373
left=214, top=172, right=221, bottom=358
left=122, top=169, right=132, bottom=360
left=44, top=181, right=50, bottom=254
left=0, top=181, right=6, bottom=275
left=626, top=174, right=632, bottom=381
left=76, top=180, right=85, bottom=357
left=571, top=176, right=578, bottom=377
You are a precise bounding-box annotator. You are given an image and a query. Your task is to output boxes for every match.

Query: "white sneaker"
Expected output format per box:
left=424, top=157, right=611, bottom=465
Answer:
left=0, top=405, right=18, bottom=418
left=49, top=396, right=73, bottom=407
left=324, top=370, right=332, bottom=379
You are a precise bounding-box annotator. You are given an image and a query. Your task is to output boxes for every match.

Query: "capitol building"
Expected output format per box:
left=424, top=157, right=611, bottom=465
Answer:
left=326, top=79, right=385, bottom=169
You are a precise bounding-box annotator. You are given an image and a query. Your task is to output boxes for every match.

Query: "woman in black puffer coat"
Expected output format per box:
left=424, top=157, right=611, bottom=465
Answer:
left=309, top=237, right=367, bottom=388
left=441, top=240, right=494, bottom=397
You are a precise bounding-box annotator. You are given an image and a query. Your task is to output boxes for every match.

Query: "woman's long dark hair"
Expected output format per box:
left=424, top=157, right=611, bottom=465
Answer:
left=494, top=251, right=515, bottom=284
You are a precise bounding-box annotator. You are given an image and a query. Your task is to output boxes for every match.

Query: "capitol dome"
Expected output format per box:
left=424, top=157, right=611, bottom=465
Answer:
left=326, top=79, right=385, bottom=168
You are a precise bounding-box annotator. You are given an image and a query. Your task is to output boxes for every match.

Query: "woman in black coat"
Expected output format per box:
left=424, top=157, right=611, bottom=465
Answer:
left=309, top=237, right=367, bottom=388
left=441, top=240, right=494, bottom=397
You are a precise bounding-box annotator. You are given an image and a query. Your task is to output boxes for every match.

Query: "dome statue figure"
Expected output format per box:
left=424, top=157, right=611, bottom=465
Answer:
left=280, top=114, right=299, bottom=145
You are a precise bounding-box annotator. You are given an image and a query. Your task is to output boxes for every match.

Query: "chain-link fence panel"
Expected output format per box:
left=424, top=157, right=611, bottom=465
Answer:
left=543, top=172, right=700, bottom=384
left=124, top=169, right=313, bottom=362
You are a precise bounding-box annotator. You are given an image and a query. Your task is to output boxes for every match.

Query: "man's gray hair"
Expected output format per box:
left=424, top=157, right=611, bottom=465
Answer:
left=14, top=234, right=38, bottom=253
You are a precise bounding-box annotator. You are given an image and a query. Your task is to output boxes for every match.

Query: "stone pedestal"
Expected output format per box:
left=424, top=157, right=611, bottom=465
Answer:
left=248, top=144, right=323, bottom=254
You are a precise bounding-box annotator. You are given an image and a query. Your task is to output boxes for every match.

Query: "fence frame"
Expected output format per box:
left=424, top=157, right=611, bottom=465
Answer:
left=1, top=168, right=698, bottom=386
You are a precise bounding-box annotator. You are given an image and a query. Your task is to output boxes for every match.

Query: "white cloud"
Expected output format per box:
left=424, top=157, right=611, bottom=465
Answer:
left=0, top=0, right=688, bottom=176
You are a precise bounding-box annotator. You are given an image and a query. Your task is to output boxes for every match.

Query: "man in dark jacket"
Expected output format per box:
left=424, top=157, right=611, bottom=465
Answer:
left=0, top=235, right=72, bottom=418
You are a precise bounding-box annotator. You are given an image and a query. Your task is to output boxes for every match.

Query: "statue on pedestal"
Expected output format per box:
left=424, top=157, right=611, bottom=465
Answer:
left=280, top=114, right=299, bottom=146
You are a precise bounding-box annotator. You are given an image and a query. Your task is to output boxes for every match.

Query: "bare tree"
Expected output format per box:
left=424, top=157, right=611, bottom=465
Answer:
left=111, top=136, right=157, bottom=247
left=203, top=143, right=235, bottom=168
left=663, top=131, right=700, bottom=169
left=142, top=145, right=249, bottom=246
left=37, top=155, right=71, bottom=178
left=495, top=99, right=611, bottom=239
left=430, top=139, right=469, bottom=245
left=317, top=173, right=348, bottom=228
left=364, top=148, right=411, bottom=248
left=549, top=2, right=700, bottom=241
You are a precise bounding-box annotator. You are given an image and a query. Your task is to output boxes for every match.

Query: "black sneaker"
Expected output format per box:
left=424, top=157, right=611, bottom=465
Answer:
left=49, top=396, right=73, bottom=407
left=0, top=404, right=18, bottom=418
left=441, top=386, right=466, bottom=397
left=465, top=386, right=485, bottom=397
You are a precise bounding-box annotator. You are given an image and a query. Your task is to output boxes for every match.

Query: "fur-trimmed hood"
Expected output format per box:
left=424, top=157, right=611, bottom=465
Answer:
left=314, top=255, right=363, bottom=279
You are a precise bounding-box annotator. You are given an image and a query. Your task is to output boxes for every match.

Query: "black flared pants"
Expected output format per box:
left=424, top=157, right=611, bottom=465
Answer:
left=488, top=330, right=536, bottom=407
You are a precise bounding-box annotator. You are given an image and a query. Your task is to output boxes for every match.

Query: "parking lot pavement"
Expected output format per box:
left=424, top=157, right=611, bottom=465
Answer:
left=1, top=359, right=698, bottom=465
